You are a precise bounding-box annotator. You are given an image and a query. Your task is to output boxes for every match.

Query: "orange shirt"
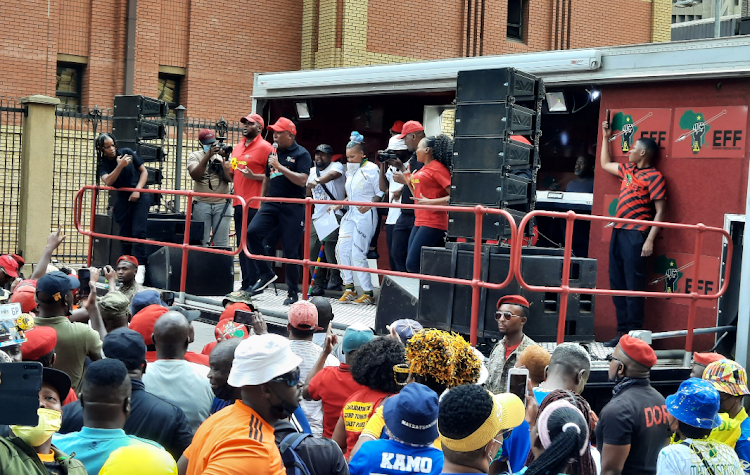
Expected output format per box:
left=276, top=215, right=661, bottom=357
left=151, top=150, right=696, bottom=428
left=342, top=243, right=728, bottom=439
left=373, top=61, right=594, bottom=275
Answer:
left=184, top=400, right=283, bottom=475
left=412, top=160, right=451, bottom=230
left=232, top=135, right=274, bottom=210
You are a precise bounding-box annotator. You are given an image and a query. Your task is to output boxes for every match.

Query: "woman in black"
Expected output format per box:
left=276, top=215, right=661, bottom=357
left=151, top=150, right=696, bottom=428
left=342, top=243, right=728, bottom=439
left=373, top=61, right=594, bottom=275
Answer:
left=96, top=133, right=149, bottom=283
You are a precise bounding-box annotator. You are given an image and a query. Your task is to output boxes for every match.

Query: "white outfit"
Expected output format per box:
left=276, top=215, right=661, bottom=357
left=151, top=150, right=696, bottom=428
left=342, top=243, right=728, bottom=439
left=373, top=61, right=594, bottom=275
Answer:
left=385, top=166, right=403, bottom=225
left=289, top=340, right=340, bottom=437
left=656, top=438, right=743, bottom=475
left=336, top=161, right=384, bottom=292
left=307, top=162, right=347, bottom=220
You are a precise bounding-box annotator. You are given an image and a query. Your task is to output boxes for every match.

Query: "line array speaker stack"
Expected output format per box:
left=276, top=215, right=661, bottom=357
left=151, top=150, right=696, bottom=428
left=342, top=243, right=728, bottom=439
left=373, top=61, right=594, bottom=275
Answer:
left=450, top=68, right=544, bottom=240
left=113, top=95, right=169, bottom=186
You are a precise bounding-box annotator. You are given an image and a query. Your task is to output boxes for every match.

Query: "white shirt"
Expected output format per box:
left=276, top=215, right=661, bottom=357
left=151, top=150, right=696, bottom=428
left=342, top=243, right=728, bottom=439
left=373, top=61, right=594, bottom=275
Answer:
left=289, top=340, right=340, bottom=437
left=385, top=166, right=403, bottom=225
left=345, top=160, right=384, bottom=205
left=142, top=359, right=214, bottom=432
left=307, top=162, right=347, bottom=220
left=657, top=439, right=744, bottom=475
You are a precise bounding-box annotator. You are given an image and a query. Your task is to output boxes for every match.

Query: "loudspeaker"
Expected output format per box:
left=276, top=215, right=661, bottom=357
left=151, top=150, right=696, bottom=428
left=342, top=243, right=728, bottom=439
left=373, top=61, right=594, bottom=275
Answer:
left=417, top=246, right=596, bottom=342
left=92, top=214, right=121, bottom=267
left=145, top=167, right=163, bottom=186
left=452, top=136, right=533, bottom=171
left=454, top=103, right=535, bottom=137
left=117, top=141, right=165, bottom=162
left=374, top=276, right=420, bottom=334
left=114, top=95, right=168, bottom=118
left=112, top=118, right=166, bottom=141
left=146, top=246, right=234, bottom=296
left=448, top=208, right=525, bottom=241
left=451, top=171, right=529, bottom=207
left=457, top=68, right=540, bottom=103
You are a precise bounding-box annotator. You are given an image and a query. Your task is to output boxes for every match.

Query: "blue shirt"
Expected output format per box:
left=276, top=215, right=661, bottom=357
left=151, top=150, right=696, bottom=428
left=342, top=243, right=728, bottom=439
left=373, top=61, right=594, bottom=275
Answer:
left=53, top=427, right=165, bottom=475
left=500, top=420, right=531, bottom=473
left=736, top=415, right=750, bottom=473
left=348, top=438, right=443, bottom=475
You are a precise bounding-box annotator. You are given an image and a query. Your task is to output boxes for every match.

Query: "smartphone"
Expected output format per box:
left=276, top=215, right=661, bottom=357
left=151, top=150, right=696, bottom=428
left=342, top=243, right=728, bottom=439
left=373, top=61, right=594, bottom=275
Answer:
left=77, top=268, right=90, bottom=298
left=161, top=291, right=175, bottom=307
left=234, top=309, right=254, bottom=326
left=605, top=109, right=611, bottom=125
left=0, top=362, right=43, bottom=425
left=507, top=367, right=529, bottom=405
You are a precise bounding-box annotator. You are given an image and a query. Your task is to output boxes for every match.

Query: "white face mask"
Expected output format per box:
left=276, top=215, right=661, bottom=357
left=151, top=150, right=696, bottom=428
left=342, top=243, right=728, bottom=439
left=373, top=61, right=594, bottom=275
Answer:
left=10, top=408, right=62, bottom=447
left=346, top=163, right=359, bottom=174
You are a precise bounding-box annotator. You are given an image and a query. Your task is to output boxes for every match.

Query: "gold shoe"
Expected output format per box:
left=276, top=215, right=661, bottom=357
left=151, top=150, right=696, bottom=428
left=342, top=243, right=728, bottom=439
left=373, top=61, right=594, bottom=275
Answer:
left=339, top=290, right=358, bottom=303
left=353, top=293, right=375, bottom=305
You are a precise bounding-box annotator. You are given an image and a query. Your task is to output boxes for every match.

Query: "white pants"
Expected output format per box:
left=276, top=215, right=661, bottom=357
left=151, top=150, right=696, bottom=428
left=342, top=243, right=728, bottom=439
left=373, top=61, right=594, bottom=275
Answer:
left=336, top=208, right=377, bottom=292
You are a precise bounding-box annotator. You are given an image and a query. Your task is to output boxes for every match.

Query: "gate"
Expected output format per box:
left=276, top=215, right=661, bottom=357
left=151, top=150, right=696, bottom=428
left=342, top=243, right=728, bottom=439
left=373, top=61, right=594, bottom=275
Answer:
left=0, top=98, right=26, bottom=255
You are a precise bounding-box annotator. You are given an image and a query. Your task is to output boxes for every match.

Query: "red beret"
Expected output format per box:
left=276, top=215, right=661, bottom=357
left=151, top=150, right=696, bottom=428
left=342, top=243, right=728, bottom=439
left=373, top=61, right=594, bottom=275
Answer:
left=214, top=320, right=249, bottom=341
left=693, top=352, right=726, bottom=366
left=219, top=302, right=251, bottom=324
left=21, top=326, right=58, bottom=361
left=11, top=286, right=37, bottom=313
left=618, top=335, right=657, bottom=368
left=117, top=255, right=139, bottom=267
left=129, top=304, right=169, bottom=346
left=497, top=295, right=530, bottom=309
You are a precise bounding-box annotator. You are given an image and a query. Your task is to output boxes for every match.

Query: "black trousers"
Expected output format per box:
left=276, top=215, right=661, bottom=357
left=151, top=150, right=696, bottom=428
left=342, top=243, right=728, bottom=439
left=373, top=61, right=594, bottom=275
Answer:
left=113, top=192, right=151, bottom=263
left=235, top=205, right=259, bottom=290
left=247, top=202, right=304, bottom=294
left=609, top=228, right=648, bottom=333
left=390, top=213, right=415, bottom=272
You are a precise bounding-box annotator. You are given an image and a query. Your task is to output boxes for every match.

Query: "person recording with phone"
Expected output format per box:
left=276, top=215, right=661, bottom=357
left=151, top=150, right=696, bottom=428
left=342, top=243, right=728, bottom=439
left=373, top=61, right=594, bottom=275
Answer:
left=485, top=295, right=537, bottom=395
left=187, top=128, right=234, bottom=247
left=96, top=133, right=149, bottom=284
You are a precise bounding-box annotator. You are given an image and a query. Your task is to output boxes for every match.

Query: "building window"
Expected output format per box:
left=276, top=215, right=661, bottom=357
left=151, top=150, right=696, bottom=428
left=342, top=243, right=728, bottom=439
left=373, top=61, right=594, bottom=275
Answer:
left=56, top=64, right=83, bottom=110
left=507, top=0, right=526, bottom=40
left=157, top=74, right=181, bottom=114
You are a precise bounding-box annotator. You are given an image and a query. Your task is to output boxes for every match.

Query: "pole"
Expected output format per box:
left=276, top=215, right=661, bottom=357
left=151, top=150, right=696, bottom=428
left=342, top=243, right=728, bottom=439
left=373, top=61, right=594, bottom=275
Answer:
left=174, top=105, right=186, bottom=211
left=735, top=164, right=750, bottom=369
left=714, top=0, right=722, bottom=38
left=469, top=205, right=484, bottom=347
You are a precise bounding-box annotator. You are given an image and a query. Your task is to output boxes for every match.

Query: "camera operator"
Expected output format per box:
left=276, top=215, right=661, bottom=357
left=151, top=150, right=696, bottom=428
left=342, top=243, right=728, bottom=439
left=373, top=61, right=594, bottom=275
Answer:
left=187, top=129, right=234, bottom=247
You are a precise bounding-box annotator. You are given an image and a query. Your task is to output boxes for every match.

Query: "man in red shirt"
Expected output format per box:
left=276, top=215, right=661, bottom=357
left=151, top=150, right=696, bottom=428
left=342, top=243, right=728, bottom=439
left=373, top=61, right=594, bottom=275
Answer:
left=231, top=113, right=275, bottom=291
left=601, top=120, right=666, bottom=347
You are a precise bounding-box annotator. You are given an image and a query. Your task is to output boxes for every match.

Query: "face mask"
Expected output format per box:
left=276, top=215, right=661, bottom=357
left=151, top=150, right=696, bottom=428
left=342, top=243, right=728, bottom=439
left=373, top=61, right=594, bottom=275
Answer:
left=269, top=385, right=300, bottom=419
left=346, top=163, right=359, bottom=173
left=10, top=408, right=62, bottom=447
left=213, top=383, right=236, bottom=402
left=203, top=144, right=211, bottom=152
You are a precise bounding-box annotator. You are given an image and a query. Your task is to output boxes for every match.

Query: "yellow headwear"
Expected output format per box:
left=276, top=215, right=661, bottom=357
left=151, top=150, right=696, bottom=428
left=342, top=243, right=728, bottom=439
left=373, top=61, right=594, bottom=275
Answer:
left=405, top=329, right=481, bottom=388
left=439, top=392, right=524, bottom=452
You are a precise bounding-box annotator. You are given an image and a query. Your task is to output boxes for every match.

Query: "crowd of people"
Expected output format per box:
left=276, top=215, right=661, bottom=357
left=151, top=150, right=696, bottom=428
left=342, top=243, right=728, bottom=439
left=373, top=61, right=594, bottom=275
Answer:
left=0, top=235, right=748, bottom=475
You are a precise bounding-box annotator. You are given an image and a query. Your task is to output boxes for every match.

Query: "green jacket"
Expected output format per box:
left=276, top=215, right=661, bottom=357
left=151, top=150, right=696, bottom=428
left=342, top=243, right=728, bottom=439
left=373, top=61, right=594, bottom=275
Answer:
left=0, top=436, right=87, bottom=475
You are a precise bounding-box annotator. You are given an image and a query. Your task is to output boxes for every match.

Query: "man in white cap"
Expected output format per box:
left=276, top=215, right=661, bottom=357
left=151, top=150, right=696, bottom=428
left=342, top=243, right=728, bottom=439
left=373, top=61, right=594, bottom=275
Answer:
left=177, top=334, right=303, bottom=475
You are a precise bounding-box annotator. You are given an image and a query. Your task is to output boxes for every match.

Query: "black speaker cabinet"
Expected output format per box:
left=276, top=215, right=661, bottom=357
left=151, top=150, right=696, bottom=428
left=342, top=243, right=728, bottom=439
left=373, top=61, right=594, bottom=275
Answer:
left=146, top=246, right=234, bottom=296
left=454, top=103, right=535, bottom=137
left=417, top=246, right=596, bottom=342
left=118, top=141, right=165, bottom=162
left=374, top=276, right=420, bottom=334
left=448, top=208, right=525, bottom=241
left=452, top=136, right=533, bottom=171
left=451, top=171, right=529, bottom=207
left=457, top=68, right=540, bottom=103
left=92, top=214, right=121, bottom=267
left=114, top=95, right=168, bottom=118
left=112, top=118, right=166, bottom=141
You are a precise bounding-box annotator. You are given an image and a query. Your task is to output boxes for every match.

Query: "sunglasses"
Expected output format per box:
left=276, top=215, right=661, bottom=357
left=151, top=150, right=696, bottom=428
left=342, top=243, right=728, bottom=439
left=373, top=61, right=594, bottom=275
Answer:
left=606, top=354, right=622, bottom=365
left=494, top=311, right=522, bottom=322
left=270, top=368, right=301, bottom=387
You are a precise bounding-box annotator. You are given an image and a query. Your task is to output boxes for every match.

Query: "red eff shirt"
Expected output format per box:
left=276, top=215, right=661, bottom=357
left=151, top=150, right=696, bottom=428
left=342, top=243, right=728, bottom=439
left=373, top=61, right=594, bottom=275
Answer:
left=615, top=163, right=666, bottom=231
left=232, top=135, right=274, bottom=209
left=308, top=363, right=366, bottom=439
left=412, top=160, right=451, bottom=230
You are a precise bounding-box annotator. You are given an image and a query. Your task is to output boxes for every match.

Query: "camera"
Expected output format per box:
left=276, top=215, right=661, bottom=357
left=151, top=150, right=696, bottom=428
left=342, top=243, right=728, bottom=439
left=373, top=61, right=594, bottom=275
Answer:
left=208, top=158, right=225, bottom=176
left=216, top=137, right=233, bottom=157
left=377, top=149, right=398, bottom=162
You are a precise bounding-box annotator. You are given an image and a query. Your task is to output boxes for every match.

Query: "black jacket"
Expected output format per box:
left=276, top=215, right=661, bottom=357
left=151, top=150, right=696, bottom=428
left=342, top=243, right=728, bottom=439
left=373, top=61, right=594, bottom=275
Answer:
left=273, top=420, right=349, bottom=475
left=60, top=378, right=193, bottom=460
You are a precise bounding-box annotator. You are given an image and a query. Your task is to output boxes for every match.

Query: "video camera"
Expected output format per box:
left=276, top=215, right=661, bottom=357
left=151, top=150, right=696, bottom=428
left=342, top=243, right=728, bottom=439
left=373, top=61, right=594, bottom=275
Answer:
left=376, top=149, right=399, bottom=162
left=208, top=137, right=234, bottom=176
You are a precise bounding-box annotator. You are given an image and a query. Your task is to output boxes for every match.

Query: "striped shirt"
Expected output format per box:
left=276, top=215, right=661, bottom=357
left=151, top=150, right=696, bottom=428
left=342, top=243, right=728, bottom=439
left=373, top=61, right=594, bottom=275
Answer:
left=289, top=340, right=340, bottom=437
left=615, top=163, right=666, bottom=231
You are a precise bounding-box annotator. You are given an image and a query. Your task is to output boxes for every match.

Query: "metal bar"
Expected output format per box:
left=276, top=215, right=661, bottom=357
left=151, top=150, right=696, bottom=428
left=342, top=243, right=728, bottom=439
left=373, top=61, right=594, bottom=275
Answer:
left=651, top=325, right=736, bottom=340
left=470, top=205, right=485, bottom=346
left=557, top=211, right=576, bottom=344
left=686, top=224, right=706, bottom=353
left=174, top=106, right=185, bottom=211
left=302, top=198, right=312, bottom=300
left=715, top=0, right=722, bottom=38
left=86, top=189, right=98, bottom=267
left=179, top=195, right=195, bottom=304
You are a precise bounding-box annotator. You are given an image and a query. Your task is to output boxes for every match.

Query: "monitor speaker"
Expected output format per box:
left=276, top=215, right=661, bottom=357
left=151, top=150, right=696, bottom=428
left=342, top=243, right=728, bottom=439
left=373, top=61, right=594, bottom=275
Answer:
left=374, top=276, right=420, bottom=334
left=146, top=246, right=234, bottom=296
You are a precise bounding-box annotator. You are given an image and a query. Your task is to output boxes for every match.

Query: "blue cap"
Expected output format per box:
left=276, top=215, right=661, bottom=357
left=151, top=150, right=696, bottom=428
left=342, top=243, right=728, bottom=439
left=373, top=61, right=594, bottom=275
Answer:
left=666, top=378, right=722, bottom=429
left=103, top=328, right=147, bottom=371
left=131, top=289, right=166, bottom=316
left=387, top=319, right=424, bottom=346
left=342, top=324, right=374, bottom=354
left=383, top=383, right=439, bottom=445
left=36, top=271, right=79, bottom=302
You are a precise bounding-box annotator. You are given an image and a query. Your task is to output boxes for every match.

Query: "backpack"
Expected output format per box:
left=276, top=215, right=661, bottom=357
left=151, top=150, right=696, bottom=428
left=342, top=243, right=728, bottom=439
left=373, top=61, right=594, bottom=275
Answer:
left=279, top=432, right=313, bottom=475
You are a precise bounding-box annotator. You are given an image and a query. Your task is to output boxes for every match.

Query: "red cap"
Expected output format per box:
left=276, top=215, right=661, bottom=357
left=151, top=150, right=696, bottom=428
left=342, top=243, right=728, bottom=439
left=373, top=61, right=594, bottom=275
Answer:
left=241, top=113, right=265, bottom=129
left=288, top=300, right=321, bottom=330
left=21, top=326, right=57, bottom=361
left=129, top=304, right=169, bottom=346
left=198, top=129, right=216, bottom=144
left=510, top=135, right=531, bottom=145
left=10, top=254, right=25, bottom=267
left=117, top=255, right=139, bottom=267
left=219, top=302, right=252, bottom=324
left=0, top=255, right=19, bottom=278
left=11, top=286, right=37, bottom=313
left=390, top=120, right=405, bottom=134
left=214, top=320, right=249, bottom=341
left=618, top=335, right=657, bottom=368
left=397, top=120, right=424, bottom=139
left=267, top=117, right=297, bottom=135
left=497, top=295, right=530, bottom=309
left=16, top=279, right=37, bottom=290
left=694, top=352, right=726, bottom=366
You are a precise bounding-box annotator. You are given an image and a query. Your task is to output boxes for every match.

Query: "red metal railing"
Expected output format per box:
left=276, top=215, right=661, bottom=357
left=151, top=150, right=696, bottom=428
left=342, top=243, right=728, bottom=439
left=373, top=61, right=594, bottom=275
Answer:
left=74, top=186, right=732, bottom=353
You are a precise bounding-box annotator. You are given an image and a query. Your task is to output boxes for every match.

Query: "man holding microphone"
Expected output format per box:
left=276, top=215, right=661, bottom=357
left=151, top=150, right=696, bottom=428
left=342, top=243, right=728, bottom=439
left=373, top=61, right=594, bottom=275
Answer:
left=246, top=117, right=312, bottom=305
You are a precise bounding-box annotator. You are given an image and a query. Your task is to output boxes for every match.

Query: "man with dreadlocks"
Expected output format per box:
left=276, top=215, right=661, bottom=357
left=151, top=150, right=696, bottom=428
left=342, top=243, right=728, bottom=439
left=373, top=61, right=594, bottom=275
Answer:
left=405, top=134, right=453, bottom=274
left=96, top=133, right=149, bottom=284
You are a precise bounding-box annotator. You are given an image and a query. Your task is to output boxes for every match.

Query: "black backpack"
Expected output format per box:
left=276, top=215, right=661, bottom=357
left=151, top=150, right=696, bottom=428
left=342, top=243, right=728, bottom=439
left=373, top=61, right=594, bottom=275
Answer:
left=279, top=432, right=313, bottom=475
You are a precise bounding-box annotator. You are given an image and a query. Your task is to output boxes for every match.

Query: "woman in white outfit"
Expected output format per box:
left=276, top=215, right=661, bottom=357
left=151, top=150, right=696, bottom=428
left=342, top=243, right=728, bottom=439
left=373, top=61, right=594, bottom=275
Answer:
left=334, top=132, right=385, bottom=305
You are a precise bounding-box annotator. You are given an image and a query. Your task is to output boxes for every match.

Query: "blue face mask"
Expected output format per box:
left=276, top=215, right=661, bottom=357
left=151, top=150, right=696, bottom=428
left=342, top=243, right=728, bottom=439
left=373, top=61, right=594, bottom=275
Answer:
left=203, top=144, right=211, bottom=152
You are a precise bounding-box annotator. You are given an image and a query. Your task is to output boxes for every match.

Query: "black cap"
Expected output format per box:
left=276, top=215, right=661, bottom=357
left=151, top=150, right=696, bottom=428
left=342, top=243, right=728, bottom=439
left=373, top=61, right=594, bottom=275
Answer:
left=36, top=271, right=79, bottom=303
left=315, top=144, right=333, bottom=155
left=103, top=328, right=147, bottom=371
left=43, top=367, right=71, bottom=401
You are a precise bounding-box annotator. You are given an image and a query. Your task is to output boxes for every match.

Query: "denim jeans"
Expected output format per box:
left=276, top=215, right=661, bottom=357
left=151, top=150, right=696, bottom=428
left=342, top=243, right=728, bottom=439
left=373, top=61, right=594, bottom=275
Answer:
left=192, top=200, right=233, bottom=247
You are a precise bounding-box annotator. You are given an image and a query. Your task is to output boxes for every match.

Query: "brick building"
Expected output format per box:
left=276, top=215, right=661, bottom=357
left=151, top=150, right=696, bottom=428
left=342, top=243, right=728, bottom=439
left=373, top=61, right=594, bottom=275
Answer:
left=1, top=0, right=670, bottom=119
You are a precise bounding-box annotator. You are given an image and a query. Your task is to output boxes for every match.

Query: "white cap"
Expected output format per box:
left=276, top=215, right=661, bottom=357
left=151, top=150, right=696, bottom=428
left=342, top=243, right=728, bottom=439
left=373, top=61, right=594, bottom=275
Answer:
left=227, top=334, right=302, bottom=387
left=388, top=136, right=408, bottom=151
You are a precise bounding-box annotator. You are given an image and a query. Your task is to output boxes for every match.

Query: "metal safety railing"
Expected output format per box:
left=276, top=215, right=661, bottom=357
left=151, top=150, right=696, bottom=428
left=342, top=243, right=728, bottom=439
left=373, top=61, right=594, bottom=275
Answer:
left=74, top=186, right=733, bottom=354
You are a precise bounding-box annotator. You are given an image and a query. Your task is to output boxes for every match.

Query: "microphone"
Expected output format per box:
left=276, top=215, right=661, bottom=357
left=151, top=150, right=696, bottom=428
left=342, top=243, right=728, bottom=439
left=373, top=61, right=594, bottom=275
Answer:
left=272, top=143, right=278, bottom=151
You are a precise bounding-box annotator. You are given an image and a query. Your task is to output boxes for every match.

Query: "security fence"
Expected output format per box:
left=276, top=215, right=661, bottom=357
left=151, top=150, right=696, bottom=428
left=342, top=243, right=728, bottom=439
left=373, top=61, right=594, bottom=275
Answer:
left=0, top=98, right=25, bottom=255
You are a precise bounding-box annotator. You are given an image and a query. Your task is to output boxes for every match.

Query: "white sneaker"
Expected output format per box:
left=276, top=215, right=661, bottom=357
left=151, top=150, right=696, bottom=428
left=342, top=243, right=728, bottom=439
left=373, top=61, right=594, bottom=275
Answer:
left=136, top=265, right=146, bottom=284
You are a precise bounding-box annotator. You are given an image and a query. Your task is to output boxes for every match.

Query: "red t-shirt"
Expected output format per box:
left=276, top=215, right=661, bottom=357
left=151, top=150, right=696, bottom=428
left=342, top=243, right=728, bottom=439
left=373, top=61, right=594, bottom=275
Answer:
left=505, top=341, right=521, bottom=360
left=62, top=388, right=78, bottom=406
left=412, top=160, right=451, bottom=230
left=145, top=351, right=209, bottom=367
left=202, top=341, right=218, bottom=356
left=232, top=135, right=274, bottom=210
left=341, top=387, right=390, bottom=457
left=308, top=363, right=365, bottom=439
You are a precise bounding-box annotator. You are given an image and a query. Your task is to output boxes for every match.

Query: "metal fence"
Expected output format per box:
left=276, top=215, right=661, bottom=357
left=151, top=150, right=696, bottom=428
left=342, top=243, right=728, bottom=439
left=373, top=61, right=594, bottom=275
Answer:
left=51, top=105, right=244, bottom=262
left=0, top=98, right=25, bottom=255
